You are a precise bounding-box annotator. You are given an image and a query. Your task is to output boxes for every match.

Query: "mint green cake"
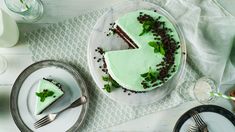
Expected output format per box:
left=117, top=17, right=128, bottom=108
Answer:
left=104, top=10, right=181, bottom=91
left=35, top=79, right=64, bottom=115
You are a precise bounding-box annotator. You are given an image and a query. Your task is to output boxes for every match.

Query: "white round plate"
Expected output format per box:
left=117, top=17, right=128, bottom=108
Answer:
left=87, top=1, right=186, bottom=105
left=174, top=105, right=235, bottom=132
left=10, top=60, right=89, bottom=132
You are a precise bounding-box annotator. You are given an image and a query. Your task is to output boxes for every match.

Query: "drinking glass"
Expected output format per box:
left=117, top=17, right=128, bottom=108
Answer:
left=193, top=77, right=217, bottom=104
left=179, top=76, right=218, bottom=104
left=0, top=55, right=7, bottom=74
left=4, top=0, right=44, bottom=22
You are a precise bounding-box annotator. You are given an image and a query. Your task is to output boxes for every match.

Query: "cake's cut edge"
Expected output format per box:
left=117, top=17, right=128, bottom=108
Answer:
left=114, top=25, right=139, bottom=49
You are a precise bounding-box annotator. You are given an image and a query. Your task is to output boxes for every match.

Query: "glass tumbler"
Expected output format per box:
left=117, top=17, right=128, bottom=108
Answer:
left=179, top=76, right=218, bottom=104
left=193, top=77, right=217, bottom=104
left=4, top=0, right=44, bottom=22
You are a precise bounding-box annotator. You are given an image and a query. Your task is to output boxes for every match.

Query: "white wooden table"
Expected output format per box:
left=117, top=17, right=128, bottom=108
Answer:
left=0, top=0, right=235, bottom=131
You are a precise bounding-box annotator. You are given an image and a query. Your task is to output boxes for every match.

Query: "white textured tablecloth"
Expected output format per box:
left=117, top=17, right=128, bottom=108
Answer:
left=2, top=0, right=235, bottom=131
left=163, top=0, right=235, bottom=86
left=24, top=0, right=235, bottom=131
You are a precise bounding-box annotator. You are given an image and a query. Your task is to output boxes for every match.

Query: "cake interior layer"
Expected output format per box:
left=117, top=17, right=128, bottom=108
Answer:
left=115, top=26, right=138, bottom=49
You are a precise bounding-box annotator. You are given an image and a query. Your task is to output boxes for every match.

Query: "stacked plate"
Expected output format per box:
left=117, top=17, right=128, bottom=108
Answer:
left=174, top=105, right=235, bottom=132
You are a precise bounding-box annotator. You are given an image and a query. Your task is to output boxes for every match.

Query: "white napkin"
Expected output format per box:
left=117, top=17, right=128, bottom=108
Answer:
left=161, top=0, right=235, bottom=86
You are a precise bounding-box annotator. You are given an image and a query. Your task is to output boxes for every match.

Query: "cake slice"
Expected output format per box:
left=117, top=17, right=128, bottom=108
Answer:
left=35, top=79, right=64, bottom=115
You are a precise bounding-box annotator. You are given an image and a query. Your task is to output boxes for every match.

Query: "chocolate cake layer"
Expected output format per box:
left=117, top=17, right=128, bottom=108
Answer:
left=115, top=26, right=139, bottom=49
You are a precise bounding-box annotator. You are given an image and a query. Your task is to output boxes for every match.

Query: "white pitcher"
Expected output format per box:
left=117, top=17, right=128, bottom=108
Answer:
left=0, top=8, right=19, bottom=48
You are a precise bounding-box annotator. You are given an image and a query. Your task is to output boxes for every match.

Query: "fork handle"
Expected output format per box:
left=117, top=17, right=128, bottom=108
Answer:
left=69, top=96, right=87, bottom=108
left=203, top=127, right=209, bottom=132
left=58, top=96, right=87, bottom=114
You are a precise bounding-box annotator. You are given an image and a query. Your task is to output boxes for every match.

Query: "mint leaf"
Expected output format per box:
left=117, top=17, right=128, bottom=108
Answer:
left=141, top=73, right=148, bottom=77
left=154, top=48, right=159, bottom=53
left=102, top=76, right=109, bottom=81
left=36, top=89, right=55, bottom=102
left=149, top=41, right=160, bottom=53
left=143, top=21, right=152, bottom=31
left=139, top=21, right=153, bottom=36
left=143, top=24, right=151, bottom=31
left=139, top=29, right=145, bottom=36
left=46, top=91, right=54, bottom=96
left=41, top=97, right=46, bottom=102
left=111, top=79, right=120, bottom=88
left=148, top=41, right=156, bottom=47
left=104, top=84, right=111, bottom=93
left=36, top=92, right=42, bottom=96
left=150, top=70, right=156, bottom=77
left=141, top=67, right=157, bottom=83
left=145, top=77, right=151, bottom=81
left=102, top=75, right=120, bottom=92
left=160, top=45, right=165, bottom=55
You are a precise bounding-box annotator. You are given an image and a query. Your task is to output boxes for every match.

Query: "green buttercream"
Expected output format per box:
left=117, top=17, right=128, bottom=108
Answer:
left=35, top=79, right=64, bottom=115
left=104, top=10, right=181, bottom=91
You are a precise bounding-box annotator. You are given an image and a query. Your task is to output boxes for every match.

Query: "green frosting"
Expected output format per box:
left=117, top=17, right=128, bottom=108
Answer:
left=35, top=79, right=64, bottom=115
left=104, top=10, right=181, bottom=91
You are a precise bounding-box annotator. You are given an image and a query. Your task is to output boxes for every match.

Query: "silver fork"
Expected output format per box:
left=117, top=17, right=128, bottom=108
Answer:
left=191, top=111, right=209, bottom=132
left=187, top=124, right=199, bottom=132
left=34, top=95, right=87, bottom=129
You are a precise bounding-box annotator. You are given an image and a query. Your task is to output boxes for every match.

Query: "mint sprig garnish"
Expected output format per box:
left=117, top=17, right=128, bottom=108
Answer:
left=102, top=76, right=120, bottom=93
left=148, top=41, right=165, bottom=55
left=141, top=67, right=157, bottom=82
left=36, top=89, right=54, bottom=102
left=139, top=21, right=153, bottom=36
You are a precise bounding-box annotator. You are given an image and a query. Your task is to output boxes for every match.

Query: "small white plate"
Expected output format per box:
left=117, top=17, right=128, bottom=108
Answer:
left=174, top=105, right=235, bottom=132
left=10, top=60, right=89, bottom=132
left=87, top=1, right=186, bottom=105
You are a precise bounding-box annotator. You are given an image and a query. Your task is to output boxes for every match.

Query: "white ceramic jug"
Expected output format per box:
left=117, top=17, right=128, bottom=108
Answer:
left=0, top=8, right=19, bottom=48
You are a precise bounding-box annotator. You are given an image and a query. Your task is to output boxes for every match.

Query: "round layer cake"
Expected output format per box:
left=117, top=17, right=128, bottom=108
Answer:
left=104, top=9, right=181, bottom=91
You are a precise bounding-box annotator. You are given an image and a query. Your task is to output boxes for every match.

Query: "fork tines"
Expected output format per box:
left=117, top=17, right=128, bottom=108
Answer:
left=34, top=114, right=56, bottom=129
left=187, top=124, right=198, bottom=132
left=192, top=111, right=206, bottom=126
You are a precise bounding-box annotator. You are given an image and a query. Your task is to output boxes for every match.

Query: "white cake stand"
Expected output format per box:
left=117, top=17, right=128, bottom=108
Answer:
left=87, top=0, right=187, bottom=105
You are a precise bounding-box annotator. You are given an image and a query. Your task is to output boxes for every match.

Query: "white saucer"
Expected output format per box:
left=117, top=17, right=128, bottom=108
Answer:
left=10, top=60, right=89, bottom=132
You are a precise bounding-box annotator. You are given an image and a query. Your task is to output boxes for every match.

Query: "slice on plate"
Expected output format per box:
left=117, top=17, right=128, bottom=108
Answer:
left=35, top=79, right=64, bottom=115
